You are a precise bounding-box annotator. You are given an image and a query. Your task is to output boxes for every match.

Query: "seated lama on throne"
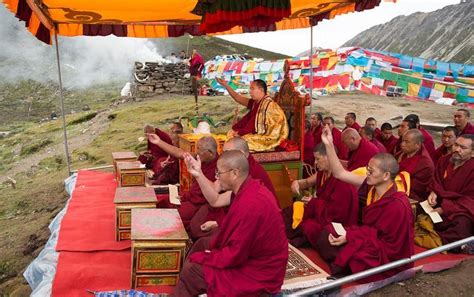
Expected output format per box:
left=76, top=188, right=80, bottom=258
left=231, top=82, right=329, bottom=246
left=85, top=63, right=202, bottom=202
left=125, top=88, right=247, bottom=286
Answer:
left=216, top=77, right=288, bottom=152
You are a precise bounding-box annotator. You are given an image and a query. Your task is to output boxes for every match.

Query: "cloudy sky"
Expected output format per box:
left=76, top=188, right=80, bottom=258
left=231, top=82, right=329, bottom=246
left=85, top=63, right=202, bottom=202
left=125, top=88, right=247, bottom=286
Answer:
left=218, top=0, right=460, bottom=56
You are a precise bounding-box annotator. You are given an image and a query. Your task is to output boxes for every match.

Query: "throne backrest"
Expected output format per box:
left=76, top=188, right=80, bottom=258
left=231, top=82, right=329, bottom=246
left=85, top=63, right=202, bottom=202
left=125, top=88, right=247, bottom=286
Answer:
left=273, top=60, right=310, bottom=160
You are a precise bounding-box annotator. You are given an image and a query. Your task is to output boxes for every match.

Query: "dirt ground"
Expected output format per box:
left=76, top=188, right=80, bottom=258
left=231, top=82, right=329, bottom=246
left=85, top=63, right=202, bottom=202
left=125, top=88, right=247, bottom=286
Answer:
left=1, top=91, right=472, bottom=296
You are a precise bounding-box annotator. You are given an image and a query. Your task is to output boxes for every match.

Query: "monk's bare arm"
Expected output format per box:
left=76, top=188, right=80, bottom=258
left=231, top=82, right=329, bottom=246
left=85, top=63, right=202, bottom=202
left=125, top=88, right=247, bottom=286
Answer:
left=216, top=78, right=249, bottom=107
left=322, top=126, right=365, bottom=187
left=147, top=134, right=185, bottom=159
left=291, top=174, right=317, bottom=195
left=183, top=153, right=231, bottom=207
left=194, top=176, right=232, bottom=207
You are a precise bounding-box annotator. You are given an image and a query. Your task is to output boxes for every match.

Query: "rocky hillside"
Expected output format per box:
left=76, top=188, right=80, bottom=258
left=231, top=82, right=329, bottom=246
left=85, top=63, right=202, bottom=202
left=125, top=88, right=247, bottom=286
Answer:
left=343, top=2, right=474, bottom=64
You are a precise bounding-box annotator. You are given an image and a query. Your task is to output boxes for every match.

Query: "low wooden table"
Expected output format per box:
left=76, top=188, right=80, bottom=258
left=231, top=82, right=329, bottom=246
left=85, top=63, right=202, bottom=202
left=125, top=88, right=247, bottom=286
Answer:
left=113, top=187, right=157, bottom=241
left=112, top=152, right=137, bottom=180
left=131, top=208, right=189, bottom=288
left=117, top=161, right=146, bottom=187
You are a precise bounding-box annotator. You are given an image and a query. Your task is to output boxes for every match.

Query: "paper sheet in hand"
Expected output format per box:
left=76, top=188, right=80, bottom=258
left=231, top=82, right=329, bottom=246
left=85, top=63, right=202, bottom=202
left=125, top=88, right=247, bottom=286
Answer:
left=331, top=222, right=346, bottom=236
left=420, top=200, right=443, bottom=223
left=169, top=184, right=180, bottom=205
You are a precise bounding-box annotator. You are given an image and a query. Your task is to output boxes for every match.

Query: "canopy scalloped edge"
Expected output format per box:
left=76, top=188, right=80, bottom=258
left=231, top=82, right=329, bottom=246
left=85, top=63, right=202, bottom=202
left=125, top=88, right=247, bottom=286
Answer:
left=2, top=0, right=392, bottom=44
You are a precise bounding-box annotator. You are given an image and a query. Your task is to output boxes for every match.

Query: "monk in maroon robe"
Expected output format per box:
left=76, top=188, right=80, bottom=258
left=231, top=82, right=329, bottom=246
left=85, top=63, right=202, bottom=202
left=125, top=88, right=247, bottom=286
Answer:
left=342, top=128, right=379, bottom=171
left=392, top=119, right=417, bottom=155
left=317, top=126, right=414, bottom=281
left=147, top=133, right=218, bottom=230
left=404, top=114, right=436, bottom=158
left=395, top=129, right=435, bottom=202
left=149, top=124, right=184, bottom=184
left=323, top=116, right=349, bottom=160
left=426, top=135, right=474, bottom=245
left=304, top=120, right=316, bottom=167
left=189, top=137, right=277, bottom=240
left=176, top=151, right=288, bottom=296
left=152, top=156, right=179, bottom=185
left=138, top=125, right=173, bottom=169
left=285, top=143, right=358, bottom=248
left=343, top=112, right=361, bottom=132
left=454, top=108, right=474, bottom=136
left=311, top=112, right=323, bottom=146
left=365, top=117, right=382, bottom=141
left=380, top=123, right=399, bottom=154
left=432, top=126, right=458, bottom=165
left=360, top=126, right=386, bottom=153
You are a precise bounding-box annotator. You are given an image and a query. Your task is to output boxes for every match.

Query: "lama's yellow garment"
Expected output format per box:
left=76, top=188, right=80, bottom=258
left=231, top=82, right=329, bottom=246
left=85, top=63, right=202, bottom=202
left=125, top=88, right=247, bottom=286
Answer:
left=292, top=201, right=305, bottom=229
left=228, top=97, right=289, bottom=152
left=414, top=214, right=443, bottom=249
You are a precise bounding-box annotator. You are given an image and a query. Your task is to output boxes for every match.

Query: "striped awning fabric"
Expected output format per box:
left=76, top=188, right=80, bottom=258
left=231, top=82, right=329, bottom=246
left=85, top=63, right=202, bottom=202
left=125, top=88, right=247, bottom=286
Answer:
left=2, top=0, right=390, bottom=44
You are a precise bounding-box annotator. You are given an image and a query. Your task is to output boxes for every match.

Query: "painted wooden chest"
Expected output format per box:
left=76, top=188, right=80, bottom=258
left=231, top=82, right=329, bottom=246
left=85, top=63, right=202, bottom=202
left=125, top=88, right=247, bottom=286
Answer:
left=131, top=208, right=189, bottom=288
left=113, top=187, right=157, bottom=241
left=117, top=161, right=146, bottom=187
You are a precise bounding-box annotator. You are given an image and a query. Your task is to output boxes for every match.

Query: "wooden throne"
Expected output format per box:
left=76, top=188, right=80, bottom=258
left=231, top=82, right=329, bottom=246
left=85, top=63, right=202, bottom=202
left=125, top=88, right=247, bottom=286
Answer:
left=252, top=60, right=310, bottom=209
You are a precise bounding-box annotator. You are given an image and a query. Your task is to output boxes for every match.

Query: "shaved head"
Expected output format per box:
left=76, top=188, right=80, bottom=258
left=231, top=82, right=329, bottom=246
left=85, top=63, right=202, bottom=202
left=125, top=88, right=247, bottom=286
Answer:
left=342, top=128, right=360, bottom=139
left=224, top=137, right=250, bottom=157
left=218, top=150, right=249, bottom=178
left=197, top=136, right=218, bottom=154
left=144, top=124, right=154, bottom=134
left=405, top=129, right=424, bottom=145
left=342, top=128, right=361, bottom=151
left=372, top=153, right=399, bottom=180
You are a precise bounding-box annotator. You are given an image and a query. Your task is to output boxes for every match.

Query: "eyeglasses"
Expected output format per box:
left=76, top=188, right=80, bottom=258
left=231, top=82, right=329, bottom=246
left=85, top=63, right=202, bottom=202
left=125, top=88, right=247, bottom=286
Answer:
left=215, top=169, right=233, bottom=179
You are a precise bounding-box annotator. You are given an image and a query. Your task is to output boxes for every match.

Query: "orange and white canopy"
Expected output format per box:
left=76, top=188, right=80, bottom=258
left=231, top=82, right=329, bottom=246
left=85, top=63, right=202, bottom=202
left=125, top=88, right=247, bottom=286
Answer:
left=2, top=0, right=394, bottom=44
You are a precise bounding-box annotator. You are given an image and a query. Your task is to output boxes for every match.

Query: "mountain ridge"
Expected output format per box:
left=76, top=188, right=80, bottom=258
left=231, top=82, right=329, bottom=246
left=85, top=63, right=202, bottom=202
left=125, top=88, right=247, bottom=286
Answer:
left=342, top=2, right=473, bottom=64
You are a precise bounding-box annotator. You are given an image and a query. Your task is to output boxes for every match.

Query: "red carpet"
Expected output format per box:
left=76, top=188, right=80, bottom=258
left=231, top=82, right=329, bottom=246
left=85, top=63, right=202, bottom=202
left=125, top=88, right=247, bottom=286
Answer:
left=56, top=170, right=130, bottom=251
left=52, top=170, right=472, bottom=296
left=52, top=251, right=173, bottom=297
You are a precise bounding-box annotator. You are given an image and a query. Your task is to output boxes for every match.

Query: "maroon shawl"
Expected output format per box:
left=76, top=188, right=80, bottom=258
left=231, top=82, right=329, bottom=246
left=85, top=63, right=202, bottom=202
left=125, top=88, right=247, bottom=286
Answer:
left=301, top=172, right=358, bottom=248
left=460, top=122, right=474, bottom=136
left=334, top=181, right=414, bottom=282
left=396, top=145, right=435, bottom=202
left=232, top=99, right=260, bottom=136
left=189, top=178, right=288, bottom=296
left=347, top=138, right=379, bottom=171
left=432, top=155, right=474, bottom=223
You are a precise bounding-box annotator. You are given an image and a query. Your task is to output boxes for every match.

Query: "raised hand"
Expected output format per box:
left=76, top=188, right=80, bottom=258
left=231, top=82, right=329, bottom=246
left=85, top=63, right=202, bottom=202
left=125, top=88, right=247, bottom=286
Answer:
left=146, top=133, right=161, bottom=145
left=183, top=153, right=202, bottom=178
left=215, top=77, right=228, bottom=86
left=321, top=125, right=333, bottom=145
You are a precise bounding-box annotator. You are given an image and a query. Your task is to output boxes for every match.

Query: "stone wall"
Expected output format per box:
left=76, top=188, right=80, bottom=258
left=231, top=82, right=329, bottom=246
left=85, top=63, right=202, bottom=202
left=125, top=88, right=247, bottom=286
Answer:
left=133, top=61, right=192, bottom=96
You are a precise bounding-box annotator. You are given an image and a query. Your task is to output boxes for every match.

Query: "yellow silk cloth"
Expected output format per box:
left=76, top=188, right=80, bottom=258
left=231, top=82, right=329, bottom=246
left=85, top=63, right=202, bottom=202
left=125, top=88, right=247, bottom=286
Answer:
left=228, top=97, right=289, bottom=152
left=292, top=201, right=305, bottom=229
left=414, top=214, right=443, bottom=249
